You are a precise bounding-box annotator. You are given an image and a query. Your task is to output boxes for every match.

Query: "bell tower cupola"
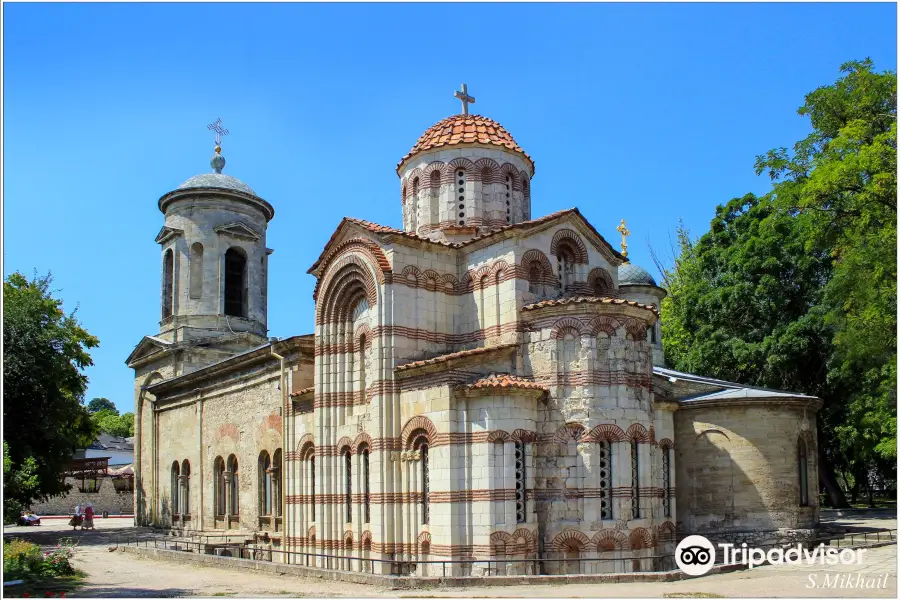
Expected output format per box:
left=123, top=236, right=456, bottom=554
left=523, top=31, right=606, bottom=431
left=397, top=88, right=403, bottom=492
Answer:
left=397, top=85, right=535, bottom=243
left=154, top=119, right=274, bottom=349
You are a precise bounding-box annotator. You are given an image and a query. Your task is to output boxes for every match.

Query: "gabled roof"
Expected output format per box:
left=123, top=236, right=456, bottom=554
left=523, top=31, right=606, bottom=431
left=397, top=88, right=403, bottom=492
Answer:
left=214, top=222, right=262, bottom=241
left=459, top=373, right=548, bottom=392
left=124, top=335, right=173, bottom=367
left=154, top=226, right=183, bottom=245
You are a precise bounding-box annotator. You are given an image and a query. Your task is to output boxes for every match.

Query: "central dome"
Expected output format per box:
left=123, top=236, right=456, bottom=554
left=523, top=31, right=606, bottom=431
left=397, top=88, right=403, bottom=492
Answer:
left=397, top=114, right=534, bottom=174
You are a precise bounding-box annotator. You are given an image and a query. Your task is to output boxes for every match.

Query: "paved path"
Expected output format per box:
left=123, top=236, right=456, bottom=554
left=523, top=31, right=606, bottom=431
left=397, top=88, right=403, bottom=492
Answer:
left=5, top=517, right=897, bottom=597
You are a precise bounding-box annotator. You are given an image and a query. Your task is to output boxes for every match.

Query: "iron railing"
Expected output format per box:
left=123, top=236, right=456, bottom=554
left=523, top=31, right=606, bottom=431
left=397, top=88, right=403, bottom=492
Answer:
left=115, top=527, right=896, bottom=578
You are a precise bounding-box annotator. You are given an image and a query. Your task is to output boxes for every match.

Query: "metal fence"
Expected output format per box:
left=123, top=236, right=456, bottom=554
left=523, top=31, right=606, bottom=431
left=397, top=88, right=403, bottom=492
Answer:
left=115, top=527, right=897, bottom=578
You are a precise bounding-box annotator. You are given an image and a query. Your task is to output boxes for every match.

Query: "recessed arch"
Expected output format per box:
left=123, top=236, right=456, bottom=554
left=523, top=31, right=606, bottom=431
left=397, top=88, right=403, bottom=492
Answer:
left=550, top=229, right=589, bottom=264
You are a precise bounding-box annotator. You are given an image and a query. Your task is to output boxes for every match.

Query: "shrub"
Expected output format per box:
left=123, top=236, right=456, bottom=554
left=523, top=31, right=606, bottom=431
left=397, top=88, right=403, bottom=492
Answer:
left=4, top=538, right=43, bottom=579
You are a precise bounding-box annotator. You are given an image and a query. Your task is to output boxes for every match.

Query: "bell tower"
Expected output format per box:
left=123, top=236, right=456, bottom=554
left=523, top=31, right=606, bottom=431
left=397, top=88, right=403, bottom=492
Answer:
left=153, top=120, right=274, bottom=353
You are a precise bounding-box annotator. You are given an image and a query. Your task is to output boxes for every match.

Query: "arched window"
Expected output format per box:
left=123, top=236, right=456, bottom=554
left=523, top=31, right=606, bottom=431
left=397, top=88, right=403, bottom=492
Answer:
left=798, top=439, right=809, bottom=506
left=344, top=450, right=352, bottom=523
left=598, top=440, right=612, bottom=519
left=557, top=245, right=576, bottom=294
left=412, top=177, right=420, bottom=197
left=224, top=248, right=247, bottom=317
left=414, top=435, right=430, bottom=524
left=528, top=262, right=543, bottom=296
left=213, top=457, right=225, bottom=516
left=162, top=249, right=174, bottom=319
left=361, top=447, right=371, bottom=523
left=227, top=455, right=239, bottom=516
left=189, top=243, right=204, bottom=299
left=456, top=169, right=466, bottom=226
left=593, top=279, right=608, bottom=296
left=631, top=441, right=640, bottom=518
left=181, top=460, right=191, bottom=515
left=259, top=451, right=272, bottom=516
left=430, top=170, right=441, bottom=190
left=170, top=461, right=180, bottom=516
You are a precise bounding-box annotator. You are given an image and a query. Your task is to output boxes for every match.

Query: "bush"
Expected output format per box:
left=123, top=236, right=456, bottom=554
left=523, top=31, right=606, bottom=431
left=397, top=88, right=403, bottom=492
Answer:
left=4, top=539, right=43, bottom=579
left=3, top=538, right=77, bottom=580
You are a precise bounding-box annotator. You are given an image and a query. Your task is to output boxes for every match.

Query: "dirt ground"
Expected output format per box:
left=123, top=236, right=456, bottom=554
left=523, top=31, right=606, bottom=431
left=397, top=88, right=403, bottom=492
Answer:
left=3, top=513, right=896, bottom=598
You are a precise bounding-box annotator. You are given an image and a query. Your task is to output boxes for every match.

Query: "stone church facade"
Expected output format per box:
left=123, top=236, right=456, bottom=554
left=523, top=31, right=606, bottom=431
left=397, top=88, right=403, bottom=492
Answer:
left=128, top=98, right=822, bottom=576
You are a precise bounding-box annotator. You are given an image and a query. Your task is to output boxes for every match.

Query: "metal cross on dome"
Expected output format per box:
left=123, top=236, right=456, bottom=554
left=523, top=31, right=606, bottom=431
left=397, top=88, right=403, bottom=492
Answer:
left=454, top=84, right=475, bottom=116
left=207, top=118, right=229, bottom=146
left=617, top=219, right=631, bottom=258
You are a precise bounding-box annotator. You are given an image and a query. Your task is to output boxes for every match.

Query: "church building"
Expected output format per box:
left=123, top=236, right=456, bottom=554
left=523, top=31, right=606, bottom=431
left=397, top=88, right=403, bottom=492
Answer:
left=127, top=89, right=823, bottom=576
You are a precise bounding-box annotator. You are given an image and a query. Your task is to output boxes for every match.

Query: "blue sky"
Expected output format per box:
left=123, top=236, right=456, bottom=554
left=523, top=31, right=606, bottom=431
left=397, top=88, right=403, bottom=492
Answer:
left=4, top=3, right=896, bottom=413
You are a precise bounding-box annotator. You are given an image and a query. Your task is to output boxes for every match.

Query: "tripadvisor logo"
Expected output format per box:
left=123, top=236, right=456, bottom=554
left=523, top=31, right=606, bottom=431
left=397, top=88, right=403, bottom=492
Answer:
left=675, top=535, right=717, bottom=576
left=675, top=535, right=868, bottom=577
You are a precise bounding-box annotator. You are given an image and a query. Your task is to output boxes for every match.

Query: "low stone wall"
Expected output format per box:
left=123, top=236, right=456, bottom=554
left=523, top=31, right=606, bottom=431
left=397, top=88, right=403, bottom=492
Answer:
left=121, top=546, right=747, bottom=588
left=29, top=476, right=133, bottom=516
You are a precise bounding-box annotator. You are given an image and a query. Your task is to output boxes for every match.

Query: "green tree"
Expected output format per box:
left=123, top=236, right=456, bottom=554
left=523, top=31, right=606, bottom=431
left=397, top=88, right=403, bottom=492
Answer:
left=3, top=441, right=40, bottom=524
left=3, top=272, right=98, bottom=513
left=87, top=397, right=118, bottom=414
left=755, top=58, right=897, bottom=500
left=92, top=409, right=135, bottom=438
left=662, top=59, right=896, bottom=507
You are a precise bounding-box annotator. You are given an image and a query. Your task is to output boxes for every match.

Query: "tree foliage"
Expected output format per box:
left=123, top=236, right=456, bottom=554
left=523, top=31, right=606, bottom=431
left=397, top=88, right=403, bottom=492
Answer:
left=87, top=397, right=117, bottom=414
left=3, top=272, right=98, bottom=512
left=91, top=409, right=135, bottom=438
left=662, top=59, right=896, bottom=506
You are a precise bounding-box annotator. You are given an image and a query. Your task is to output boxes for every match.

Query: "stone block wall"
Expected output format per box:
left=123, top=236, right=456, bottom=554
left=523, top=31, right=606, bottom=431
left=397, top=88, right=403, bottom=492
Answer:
left=674, top=401, right=819, bottom=543
left=30, top=476, right=134, bottom=516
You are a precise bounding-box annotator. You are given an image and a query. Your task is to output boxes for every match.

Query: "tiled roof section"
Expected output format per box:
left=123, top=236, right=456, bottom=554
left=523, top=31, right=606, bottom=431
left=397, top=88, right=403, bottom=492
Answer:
left=289, top=386, right=314, bottom=398
left=397, top=114, right=534, bottom=174
left=523, top=296, right=659, bottom=314
left=395, top=343, right=518, bottom=372
left=462, top=373, right=548, bottom=392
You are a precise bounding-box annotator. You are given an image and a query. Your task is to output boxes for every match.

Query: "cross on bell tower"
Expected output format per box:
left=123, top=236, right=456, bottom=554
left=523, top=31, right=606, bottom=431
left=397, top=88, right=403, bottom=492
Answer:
left=454, top=83, right=475, bottom=116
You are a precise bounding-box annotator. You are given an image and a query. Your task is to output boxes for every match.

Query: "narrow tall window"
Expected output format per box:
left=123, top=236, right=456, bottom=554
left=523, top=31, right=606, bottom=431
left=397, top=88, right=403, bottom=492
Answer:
left=631, top=441, right=640, bottom=519
left=224, top=248, right=247, bottom=317
left=171, top=461, right=180, bottom=516
left=412, top=177, right=420, bottom=197
left=798, top=439, right=809, bottom=506
left=228, top=455, right=239, bottom=516
left=182, top=460, right=191, bottom=515
left=527, top=262, right=542, bottom=296
left=598, top=441, right=612, bottom=519
left=515, top=441, right=527, bottom=524
left=415, top=438, right=430, bottom=525
left=456, top=170, right=466, bottom=226
left=214, top=457, right=225, bottom=516
left=362, top=448, right=371, bottom=523
left=162, top=249, right=174, bottom=319
left=358, top=334, right=367, bottom=402
left=505, top=175, right=513, bottom=223
left=189, top=243, right=204, bottom=299
left=662, top=447, right=671, bottom=517
left=310, top=457, right=316, bottom=521
left=557, top=246, right=575, bottom=294
left=344, top=450, right=352, bottom=523
left=260, top=451, right=272, bottom=516
left=273, top=450, right=282, bottom=518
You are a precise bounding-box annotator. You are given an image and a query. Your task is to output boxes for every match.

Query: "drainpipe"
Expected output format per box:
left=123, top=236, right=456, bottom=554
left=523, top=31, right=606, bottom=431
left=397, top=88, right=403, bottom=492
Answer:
left=270, top=343, right=287, bottom=555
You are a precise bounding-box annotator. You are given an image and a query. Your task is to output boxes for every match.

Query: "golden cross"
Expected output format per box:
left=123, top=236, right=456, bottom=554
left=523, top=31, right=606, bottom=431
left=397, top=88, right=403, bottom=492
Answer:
left=616, top=219, right=631, bottom=258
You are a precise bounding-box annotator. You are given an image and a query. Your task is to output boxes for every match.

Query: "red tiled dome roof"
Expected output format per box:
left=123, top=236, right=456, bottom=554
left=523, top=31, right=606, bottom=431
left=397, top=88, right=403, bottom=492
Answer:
left=397, top=114, right=534, bottom=174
